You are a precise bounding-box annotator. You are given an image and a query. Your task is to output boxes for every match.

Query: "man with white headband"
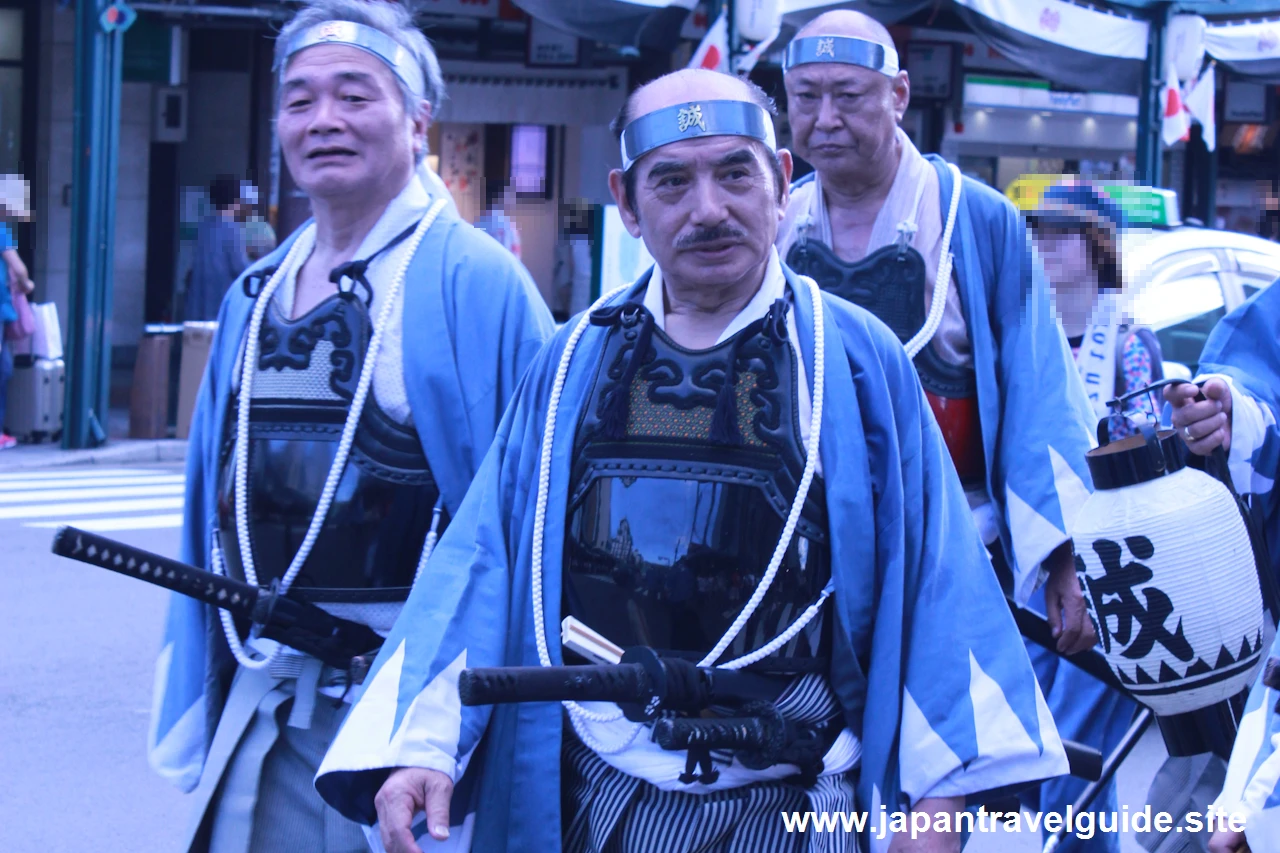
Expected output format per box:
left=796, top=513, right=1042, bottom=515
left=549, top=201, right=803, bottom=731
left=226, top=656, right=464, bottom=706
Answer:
left=147, top=2, right=553, bottom=851
left=778, top=12, right=1129, bottom=852
left=315, top=67, right=1067, bottom=853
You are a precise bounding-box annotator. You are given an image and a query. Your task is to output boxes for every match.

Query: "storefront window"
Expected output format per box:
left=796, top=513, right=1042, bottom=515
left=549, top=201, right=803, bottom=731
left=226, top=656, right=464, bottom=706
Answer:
left=510, top=124, right=548, bottom=195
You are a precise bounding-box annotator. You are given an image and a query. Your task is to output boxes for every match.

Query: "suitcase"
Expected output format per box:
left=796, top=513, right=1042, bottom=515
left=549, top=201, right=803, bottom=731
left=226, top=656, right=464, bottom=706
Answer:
left=6, top=355, right=65, bottom=442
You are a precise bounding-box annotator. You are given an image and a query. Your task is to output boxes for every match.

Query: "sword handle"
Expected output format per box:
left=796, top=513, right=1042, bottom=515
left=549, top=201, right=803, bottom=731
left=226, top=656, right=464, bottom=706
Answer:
left=458, top=664, right=651, bottom=707
left=51, top=525, right=259, bottom=618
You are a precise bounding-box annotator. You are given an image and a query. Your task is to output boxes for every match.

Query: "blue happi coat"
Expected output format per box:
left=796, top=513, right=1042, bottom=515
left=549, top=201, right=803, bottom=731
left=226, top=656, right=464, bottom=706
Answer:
left=930, top=160, right=1097, bottom=603
left=148, top=204, right=555, bottom=792
left=789, top=158, right=1097, bottom=604
left=1199, top=283, right=1280, bottom=849
left=315, top=266, right=1069, bottom=852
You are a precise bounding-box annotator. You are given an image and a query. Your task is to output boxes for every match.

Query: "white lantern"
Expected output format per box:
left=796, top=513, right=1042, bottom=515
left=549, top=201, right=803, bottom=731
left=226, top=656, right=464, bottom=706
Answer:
left=1073, top=428, right=1266, bottom=716
left=736, top=0, right=781, bottom=44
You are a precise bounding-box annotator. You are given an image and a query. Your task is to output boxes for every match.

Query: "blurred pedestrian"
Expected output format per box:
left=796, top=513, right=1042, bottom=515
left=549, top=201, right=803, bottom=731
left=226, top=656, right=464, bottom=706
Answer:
left=1030, top=181, right=1163, bottom=438
left=476, top=178, right=521, bottom=260
left=0, top=223, right=32, bottom=450
left=237, top=181, right=277, bottom=262
left=186, top=174, right=249, bottom=321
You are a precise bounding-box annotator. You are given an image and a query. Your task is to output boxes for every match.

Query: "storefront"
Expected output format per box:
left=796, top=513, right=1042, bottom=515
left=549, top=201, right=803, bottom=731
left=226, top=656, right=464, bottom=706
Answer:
left=943, top=75, right=1139, bottom=191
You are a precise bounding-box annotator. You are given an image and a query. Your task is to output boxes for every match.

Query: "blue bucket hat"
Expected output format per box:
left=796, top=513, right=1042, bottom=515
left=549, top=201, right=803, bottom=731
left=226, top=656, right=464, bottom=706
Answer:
left=1030, top=181, right=1126, bottom=289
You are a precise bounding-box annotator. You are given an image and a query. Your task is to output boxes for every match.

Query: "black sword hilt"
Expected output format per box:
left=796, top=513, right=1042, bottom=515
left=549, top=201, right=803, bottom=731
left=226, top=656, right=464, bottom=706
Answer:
left=652, top=708, right=787, bottom=755
left=50, top=526, right=384, bottom=673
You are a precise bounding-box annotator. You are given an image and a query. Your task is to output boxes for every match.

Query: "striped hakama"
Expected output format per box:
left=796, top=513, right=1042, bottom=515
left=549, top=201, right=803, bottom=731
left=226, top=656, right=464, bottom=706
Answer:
left=562, top=672, right=859, bottom=853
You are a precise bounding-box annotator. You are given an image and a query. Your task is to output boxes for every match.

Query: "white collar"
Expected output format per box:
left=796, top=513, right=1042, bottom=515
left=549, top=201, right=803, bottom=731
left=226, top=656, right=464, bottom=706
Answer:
left=351, top=174, right=432, bottom=260
left=277, top=174, right=432, bottom=314
left=642, top=249, right=787, bottom=346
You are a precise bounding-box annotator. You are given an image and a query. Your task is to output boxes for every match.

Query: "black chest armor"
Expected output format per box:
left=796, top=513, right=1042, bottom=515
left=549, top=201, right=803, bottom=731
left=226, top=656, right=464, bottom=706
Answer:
left=786, top=238, right=975, bottom=398
left=215, top=293, right=443, bottom=604
left=786, top=238, right=987, bottom=485
left=562, top=299, right=832, bottom=665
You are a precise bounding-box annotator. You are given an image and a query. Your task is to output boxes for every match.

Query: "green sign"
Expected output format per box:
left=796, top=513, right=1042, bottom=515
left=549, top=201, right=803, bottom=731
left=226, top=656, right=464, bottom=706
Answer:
left=123, top=15, right=169, bottom=84
left=1099, top=184, right=1181, bottom=228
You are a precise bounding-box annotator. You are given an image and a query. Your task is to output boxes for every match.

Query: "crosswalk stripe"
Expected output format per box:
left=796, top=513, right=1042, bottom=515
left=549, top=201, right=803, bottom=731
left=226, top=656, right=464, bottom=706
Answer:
left=0, top=467, right=163, bottom=484
left=0, top=483, right=186, bottom=505
left=0, top=496, right=185, bottom=520
left=0, top=474, right=186, bottom=493
left=26, top=513, right=185, bottom=532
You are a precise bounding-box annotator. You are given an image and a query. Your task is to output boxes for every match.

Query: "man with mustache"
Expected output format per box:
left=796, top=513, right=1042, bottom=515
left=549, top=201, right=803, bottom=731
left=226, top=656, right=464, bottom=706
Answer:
left=149, top=2, right=553, bottom=851
left=315, top=67, right=1068, bottom=853
left=777, top=12, right=1126, bottom=851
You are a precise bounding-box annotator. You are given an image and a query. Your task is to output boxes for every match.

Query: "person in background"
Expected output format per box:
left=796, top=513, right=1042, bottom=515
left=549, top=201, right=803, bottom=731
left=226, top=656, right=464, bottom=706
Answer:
left=476, top=177, right=521, bottom=261
left=774, top=12, right=1110, bottom=851
left=237, top=181, right=277, bottom=263
left=0, top=222, right=31, bottom=450
left=1029, top=182, right=1163, bottom=438
left=148, top=2, right=553, bottom=851
left=186, top=174, right=249, bottom=321
left=1165, top=283, right=1280, bottom=853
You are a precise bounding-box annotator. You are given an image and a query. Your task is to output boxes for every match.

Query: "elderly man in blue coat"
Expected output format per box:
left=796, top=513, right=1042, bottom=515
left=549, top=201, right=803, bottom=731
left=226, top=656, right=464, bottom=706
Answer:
left=774, top=10, right=1130, bottom=852
left=315, top=67, right=1069, bottom=853
left=148, top=2, right=553, bottom=851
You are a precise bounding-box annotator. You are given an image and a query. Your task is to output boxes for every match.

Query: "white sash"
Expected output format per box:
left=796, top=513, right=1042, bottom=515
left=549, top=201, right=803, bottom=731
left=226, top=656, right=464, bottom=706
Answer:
left=1075, top=296, right=1122, bottom=421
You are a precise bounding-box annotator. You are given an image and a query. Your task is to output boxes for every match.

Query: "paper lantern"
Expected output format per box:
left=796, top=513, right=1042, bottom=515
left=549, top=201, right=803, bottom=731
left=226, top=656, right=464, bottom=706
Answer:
left=1074, top=427, right=1265, bottom=716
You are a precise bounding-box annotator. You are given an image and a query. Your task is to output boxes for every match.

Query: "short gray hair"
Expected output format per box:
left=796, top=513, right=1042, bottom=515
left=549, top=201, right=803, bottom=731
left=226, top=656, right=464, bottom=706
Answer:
left=275, top=0, right=446, bottom=119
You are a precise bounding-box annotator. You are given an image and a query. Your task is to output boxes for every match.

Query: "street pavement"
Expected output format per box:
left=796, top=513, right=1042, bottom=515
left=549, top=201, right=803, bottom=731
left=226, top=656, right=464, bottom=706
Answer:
left=0, top=462, right=1179, bottom=853
left=0, top=464, right=189, bottom=852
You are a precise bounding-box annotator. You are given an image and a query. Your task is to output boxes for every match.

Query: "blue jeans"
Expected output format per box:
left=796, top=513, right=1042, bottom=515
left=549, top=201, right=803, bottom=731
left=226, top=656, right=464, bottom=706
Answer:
left=0, top=336, right=12, bottom=433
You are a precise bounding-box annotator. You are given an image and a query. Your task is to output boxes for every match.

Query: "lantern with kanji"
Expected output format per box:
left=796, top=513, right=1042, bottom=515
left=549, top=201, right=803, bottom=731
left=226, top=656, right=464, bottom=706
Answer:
left=1073, top=422, right=1266, bottom=716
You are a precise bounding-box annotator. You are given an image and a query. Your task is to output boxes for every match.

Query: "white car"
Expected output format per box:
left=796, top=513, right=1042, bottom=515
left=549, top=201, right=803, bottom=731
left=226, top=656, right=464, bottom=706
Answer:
left=1122, top=224, right=1280, bottom=378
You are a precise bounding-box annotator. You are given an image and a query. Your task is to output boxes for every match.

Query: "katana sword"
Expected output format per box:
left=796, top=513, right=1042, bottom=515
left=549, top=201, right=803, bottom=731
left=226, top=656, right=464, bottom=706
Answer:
left=50, top=526, right=384, bottom=675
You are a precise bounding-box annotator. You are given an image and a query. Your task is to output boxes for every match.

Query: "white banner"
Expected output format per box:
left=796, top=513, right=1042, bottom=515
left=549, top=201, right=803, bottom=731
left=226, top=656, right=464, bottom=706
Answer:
left=953, top=0, right=1149, bottom=60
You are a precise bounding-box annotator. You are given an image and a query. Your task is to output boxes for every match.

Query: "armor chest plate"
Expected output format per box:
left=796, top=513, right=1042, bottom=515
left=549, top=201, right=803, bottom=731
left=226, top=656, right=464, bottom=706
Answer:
left=215, top=294, right=442, bottom=603
left=563, top=301, right=832, bottom=663
left=785, top=239, right=985, bottom=485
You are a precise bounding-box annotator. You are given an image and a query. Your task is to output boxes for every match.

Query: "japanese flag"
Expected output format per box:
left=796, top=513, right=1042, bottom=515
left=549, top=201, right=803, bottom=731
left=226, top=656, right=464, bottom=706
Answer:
left=689, top=11, right=729, bottom=72
left=1161, top=58, right=1191, bottom=147
left=1184, top=63, right=1216, bottom=152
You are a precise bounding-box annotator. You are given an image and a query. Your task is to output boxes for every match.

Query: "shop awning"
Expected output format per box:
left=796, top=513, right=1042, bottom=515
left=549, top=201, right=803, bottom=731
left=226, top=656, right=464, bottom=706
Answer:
left=951, top=0, right=1150, bottom=95
left=1204, top=18, right=1280, bottom=80
left=509, top=0, right=697, bottom=51
left=435, top=61, right=628, bottom=126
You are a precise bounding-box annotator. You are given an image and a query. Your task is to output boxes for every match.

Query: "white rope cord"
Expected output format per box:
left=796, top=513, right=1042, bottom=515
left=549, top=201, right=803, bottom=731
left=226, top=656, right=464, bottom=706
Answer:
left=529, top=284, right=637, bottom=752
left=903, top=163, right=964, bottom=359
left=413, top=496, right=447, bottom=585
left=223, top=198, right=448, bottom=670
left=698, top=272, right=825, bottom=670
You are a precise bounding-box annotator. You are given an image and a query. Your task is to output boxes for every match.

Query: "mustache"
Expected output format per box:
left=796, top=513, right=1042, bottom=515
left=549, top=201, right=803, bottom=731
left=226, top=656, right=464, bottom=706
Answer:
left=676, top=225, right=747, bottom=249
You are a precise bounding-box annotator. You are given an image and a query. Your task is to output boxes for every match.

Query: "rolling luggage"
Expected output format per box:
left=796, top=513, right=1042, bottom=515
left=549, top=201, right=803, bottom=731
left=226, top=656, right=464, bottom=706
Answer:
left=6, top=355, right=65, bottom=442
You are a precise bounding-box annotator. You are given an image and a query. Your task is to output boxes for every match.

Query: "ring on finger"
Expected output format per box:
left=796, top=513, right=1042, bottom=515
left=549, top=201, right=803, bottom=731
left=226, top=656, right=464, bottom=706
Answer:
left=1184, top=426, right=1195, bottom=440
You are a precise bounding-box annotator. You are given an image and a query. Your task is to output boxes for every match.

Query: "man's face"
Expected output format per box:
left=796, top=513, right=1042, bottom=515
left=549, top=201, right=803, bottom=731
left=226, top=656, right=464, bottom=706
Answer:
left=609, top=135, right=792, bottom=290
left=276, top=44, right=427, bottom=202
left=784, top=61, right=908, bottom=182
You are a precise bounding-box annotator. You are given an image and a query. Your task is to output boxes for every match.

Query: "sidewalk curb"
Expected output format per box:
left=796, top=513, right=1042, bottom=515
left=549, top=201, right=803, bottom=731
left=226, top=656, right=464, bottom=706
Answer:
left=0, top=439, right=189, bottom=471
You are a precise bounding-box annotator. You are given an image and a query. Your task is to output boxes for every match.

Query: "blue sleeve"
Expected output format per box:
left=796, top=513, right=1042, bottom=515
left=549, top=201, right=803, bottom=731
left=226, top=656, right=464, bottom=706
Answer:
left=981, top=188, right=1096, bottom=604
left=0, top=223, right=16, bottom=251
left=315, top=330, right=568, bottom=826
left=829, top=303, right=1069, bottom=810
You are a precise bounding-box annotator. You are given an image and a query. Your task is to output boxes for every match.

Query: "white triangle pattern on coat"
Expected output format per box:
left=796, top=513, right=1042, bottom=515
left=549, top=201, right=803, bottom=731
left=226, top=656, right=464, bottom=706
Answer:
left=316, top=640, right=466, bottom=781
